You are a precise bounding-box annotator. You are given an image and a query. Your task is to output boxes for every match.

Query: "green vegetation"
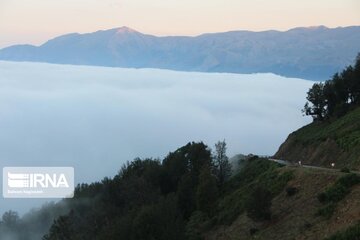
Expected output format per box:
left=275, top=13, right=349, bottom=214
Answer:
left=0, top=202, right=70, bottom=240
left=245, top=186, right=272, bottom=221
left=213, top=140, right=232, bottom=188
left=304, top=53, right=360, bottom=121
left=317, top=203, right=337, bottom=219
left=291, top=107, right=360, bottom=148
left=215, top=158, right=293, bottom=225
left=185, top=211, right=208, bottom=240
left=318, top=173, right=360, bottom=203
left=325, top=222, right=360, bottom=240
left=196, top=166, right=219, bottom=216
left=340, top=167, right=351, bottom=173
left=3, top=52, right=360, bottom=240
left=0, top=142, right=293, bottom=240
left=275, top=54, right=360, bottom=168
left=42, top=144, right=292, bottom=239
left=317, top=173, right=360, bottom=219
left=276, top=104, right=360, bottom=169
left=286, top=186, right=298, bottom=196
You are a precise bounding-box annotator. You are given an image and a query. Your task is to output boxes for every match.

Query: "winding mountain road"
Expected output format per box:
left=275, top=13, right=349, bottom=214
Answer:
left=269, top=158, right=360, bottom=174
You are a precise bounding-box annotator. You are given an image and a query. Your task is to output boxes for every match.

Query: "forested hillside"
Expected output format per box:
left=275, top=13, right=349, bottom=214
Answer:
left=275, top=54, right=360, bottom=170
left=1, top=142, right=359, bottom=240
left=0, top=141, right=291, bottom=239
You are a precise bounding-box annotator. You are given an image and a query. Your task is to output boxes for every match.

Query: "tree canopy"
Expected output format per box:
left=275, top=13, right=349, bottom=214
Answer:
left=304, top=53, right=360, bottom=121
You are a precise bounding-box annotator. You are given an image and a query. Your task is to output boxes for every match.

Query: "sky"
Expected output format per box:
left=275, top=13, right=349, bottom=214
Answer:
left=0, top=61, right=312, bottom=214
left=0, top=0, right=359, bottom=48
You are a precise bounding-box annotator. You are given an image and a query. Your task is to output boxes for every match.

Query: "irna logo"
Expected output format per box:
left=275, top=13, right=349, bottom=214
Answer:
left=3, top=167, right=74, bottom=198
left=8, top=172, right=69, bottom=188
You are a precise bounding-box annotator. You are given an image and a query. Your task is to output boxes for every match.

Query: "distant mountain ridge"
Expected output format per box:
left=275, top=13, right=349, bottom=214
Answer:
left=1, top=26, right=360, bottom=80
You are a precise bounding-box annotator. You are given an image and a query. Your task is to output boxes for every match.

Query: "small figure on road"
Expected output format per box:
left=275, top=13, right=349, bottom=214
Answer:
left=298, top=161, right=302, bottom=166
left=331, top=163, right=335, bottom=168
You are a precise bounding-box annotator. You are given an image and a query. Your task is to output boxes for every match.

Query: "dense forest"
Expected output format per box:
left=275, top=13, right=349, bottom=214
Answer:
left=0, top=141, right=292, bottom=240
left=303, top=54, right=360, bottom=121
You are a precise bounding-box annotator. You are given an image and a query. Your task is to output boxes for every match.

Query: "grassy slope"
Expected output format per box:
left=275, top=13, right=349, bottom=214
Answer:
left=205, top=167, right=360, bottom=240
left=274, top=107, right=360, bottom=170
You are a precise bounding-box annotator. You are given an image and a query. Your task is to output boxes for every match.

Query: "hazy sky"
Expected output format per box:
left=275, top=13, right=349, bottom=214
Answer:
left=0, top=0, right=359, bottom=48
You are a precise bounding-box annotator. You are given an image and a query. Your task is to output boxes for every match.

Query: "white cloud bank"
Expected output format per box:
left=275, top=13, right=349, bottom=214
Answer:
left=0, top=61, right=313, bottom=214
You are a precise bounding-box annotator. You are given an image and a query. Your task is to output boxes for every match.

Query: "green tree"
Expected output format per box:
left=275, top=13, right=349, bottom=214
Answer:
left=177, top=173, right=196, bottom=219
left=303, top=53, right=360, bottom=121
left=350, top=53, right=360, bottom=104
left=161, top=142, right=212, bottom=194
left=196, top=166, right=218, bottom=216
left=132, top=195, right=184, bottom=240
left=213, top=140, right=232, bottom=187
left=323, top=80, right=337, bottom=117
left=303, top=82, right=326, bottom=121
left=43, top=211, right=75, bottom=240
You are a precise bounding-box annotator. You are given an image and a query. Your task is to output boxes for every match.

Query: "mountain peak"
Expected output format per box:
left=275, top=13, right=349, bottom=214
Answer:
left=306, top=25, right=328, bottom=30
left=115, top=26, right=138, bottom=34
left=288, top=25, right=329, bottom=32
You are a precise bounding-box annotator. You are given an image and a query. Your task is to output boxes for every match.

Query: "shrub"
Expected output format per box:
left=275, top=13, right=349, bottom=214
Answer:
left=316, top=203, right=336, bottom=219
left=317, top=185, right=348, bottom=203
left=286, top=187, right=298, bottom=196
left=317, top=173, right=360, bottom=220
left=317, top=173, right=360, bottom=203
left=337, top=173, right=360, bottom=188
left=249, top=228, right=259, bottom=235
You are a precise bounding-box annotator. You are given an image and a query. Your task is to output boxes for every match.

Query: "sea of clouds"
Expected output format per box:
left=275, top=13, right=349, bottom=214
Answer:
left=0, top=61, right=313, bottom=215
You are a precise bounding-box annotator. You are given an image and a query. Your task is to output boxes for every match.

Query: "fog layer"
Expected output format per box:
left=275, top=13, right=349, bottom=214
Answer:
left=0, top=61, right=312, bottom=214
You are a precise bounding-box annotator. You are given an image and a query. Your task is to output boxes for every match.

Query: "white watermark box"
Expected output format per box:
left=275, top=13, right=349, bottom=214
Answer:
left=3, top=167, right=74, bottom=198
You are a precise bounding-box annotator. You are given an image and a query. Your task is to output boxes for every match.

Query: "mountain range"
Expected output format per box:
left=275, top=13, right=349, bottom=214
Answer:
left=1, top=26, right=360, bottom=80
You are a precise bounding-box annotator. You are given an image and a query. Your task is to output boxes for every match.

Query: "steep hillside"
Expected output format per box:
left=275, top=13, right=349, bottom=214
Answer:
left=205, top=167, right=360, bottom=240
left=1, top=143, right=359, bottom=240
left=1, top=26, right=360, bottom=80
left=274, top=107, right=360, bottom=170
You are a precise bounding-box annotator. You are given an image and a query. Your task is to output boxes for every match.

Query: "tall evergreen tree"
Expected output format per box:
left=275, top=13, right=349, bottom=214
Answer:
left=213, top=140, right=232, bottom=187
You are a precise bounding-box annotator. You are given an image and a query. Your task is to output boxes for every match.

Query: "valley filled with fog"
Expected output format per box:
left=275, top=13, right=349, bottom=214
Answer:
left=0, top=61, right=313, bottom=215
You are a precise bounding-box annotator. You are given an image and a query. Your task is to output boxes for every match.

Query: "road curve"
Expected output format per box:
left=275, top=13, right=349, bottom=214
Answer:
left=268, top=158, right=360, bottom=174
